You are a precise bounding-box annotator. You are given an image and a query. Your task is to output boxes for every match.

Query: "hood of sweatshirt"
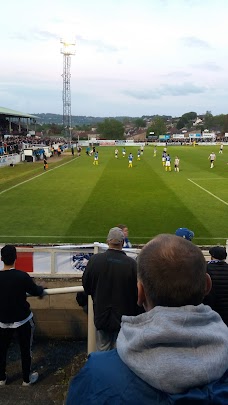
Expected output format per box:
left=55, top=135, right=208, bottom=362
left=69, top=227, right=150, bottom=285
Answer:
left=117, top=304, right=228, bottom=394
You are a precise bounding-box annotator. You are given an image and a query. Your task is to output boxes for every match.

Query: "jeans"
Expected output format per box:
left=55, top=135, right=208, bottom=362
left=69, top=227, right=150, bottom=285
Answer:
left=0, top=318, right=35, bottom=383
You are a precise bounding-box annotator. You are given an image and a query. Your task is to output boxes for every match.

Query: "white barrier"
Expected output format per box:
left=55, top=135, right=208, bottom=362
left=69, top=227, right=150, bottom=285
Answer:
left=0, top=242, right=226, bottom=274
left=0, top=153, right=21, bottom=167
left=0, top=243, right=140, bottom=276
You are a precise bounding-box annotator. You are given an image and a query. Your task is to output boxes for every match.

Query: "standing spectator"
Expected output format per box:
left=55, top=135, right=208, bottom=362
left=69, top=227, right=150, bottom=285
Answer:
left=67, top=234, right=228, bottom=404
left=117, top=224, right=132, bottom=248
left=0, top=245, right=44, bottom=386
left=175, top=227, right=194, bottom=241
left=204, top=246, right=228, bottom=325
left=82, top=227, right=138, bottom=351
left=71, top=145, right=74, bottom=156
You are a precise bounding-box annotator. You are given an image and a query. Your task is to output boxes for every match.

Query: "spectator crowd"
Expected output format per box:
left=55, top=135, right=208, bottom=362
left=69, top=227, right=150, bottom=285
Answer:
left=0, top=136, right=67, bottom=157
left=0, top=225, right=228, bottom=404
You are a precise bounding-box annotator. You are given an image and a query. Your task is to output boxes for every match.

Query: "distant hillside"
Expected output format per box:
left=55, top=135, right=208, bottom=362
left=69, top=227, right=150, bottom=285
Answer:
left=34, top=113, right=137, bottom=126
left=34, top=113, right=174, bottom=126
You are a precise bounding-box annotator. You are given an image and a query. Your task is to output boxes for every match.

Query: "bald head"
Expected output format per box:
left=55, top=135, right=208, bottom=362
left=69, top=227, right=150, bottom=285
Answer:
left=137, top=234, right=207, bottom=308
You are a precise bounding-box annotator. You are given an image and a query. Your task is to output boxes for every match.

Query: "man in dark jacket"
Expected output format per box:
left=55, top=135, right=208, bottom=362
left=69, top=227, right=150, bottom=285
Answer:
left=204, top=245, right=228, bottom=325
left=67, top=234, right=228, bottom=404
left=82, top=227, right=138, bottom=351
left=0, top=245, right=44, bottom=386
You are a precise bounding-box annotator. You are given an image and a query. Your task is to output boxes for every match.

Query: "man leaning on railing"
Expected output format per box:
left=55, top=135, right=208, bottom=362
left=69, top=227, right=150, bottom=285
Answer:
left=0, top=245, right=44, bottom=386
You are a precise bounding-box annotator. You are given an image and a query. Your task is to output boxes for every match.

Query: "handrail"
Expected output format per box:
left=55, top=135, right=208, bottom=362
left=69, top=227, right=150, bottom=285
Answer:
left=42, top=286, right=83, bottom=295
left=31, top=286, right=96, bottom=354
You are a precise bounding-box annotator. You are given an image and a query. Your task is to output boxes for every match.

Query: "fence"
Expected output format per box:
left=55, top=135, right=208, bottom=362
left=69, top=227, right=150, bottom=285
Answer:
left=1, top=243, right=227, bottom=276
left=0, top=243, right=140, bottom=276
left=0, top=153, right=21, bottom=167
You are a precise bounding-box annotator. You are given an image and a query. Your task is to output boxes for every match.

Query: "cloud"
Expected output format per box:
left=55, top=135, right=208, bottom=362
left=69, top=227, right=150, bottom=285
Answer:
left=191, top=62, right=222, bottom=72
left=123, top=82, right=207, bottom=100
left=11, top=29, right=59, bottom=41
left=181, top=36, right=212, bottom=49
left=10, top=29, right=118, bottom=54
left=162, top=71, right=192, bottom=78
left=76, top=35, right=119, bottom=53
left=123, top=89, right=160, bottom=100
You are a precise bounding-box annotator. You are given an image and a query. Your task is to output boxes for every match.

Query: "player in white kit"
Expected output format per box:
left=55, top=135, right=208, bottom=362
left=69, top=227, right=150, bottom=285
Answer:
left=208, top=152, right=216, bottom=168
left=174, top=156, right=180, bottom=172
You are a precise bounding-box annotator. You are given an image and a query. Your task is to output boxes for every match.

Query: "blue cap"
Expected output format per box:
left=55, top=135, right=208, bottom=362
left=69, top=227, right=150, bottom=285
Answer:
left=175, top=228, right=194, bottom=241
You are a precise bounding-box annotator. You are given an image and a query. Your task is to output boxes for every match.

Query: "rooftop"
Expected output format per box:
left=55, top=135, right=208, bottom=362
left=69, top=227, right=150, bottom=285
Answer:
left=0, top=106, right=38, bottom=119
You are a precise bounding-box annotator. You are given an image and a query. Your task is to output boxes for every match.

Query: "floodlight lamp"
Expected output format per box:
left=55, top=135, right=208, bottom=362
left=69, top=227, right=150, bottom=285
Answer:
left=60, top=38, right=76, bottom=55
left=60, top=38, right=76, bottom=46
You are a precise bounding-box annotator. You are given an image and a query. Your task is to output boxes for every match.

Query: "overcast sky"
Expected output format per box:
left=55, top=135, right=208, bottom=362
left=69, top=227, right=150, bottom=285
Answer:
left=1, top=0, right=228, bottom=117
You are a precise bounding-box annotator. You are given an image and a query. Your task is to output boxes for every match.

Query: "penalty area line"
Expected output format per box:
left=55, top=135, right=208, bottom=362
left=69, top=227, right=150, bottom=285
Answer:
left=0, top=157, right=79, bottom=196
left=188, top=178, right=228, bottom=206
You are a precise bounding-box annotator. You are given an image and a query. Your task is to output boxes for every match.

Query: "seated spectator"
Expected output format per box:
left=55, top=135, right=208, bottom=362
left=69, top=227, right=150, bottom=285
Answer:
left=117, top=224, right=132, bottom=248
left=175, top=227, right=194, bottom=241
left=204, top=246, right=228, bottom=325
left=66, top=234, right=228, bottom=404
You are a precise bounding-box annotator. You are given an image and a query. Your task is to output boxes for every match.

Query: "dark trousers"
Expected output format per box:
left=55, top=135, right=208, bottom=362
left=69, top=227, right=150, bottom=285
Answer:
left=96, top=330, right=119, bottom=351
left=0, top=318, right=35, bottom=383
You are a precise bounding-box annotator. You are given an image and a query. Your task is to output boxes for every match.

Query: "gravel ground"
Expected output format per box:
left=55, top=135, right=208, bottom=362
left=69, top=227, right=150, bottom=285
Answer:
left=0, top=338, right=87, bottom=405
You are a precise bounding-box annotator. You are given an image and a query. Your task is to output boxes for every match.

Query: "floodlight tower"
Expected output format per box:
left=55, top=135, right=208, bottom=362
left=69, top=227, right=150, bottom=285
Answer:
left=60, top=38, right=76, bottom=143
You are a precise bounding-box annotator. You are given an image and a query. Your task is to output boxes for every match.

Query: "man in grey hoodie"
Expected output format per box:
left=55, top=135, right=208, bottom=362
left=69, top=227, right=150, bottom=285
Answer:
left=66, top=234, right=228, bottom=405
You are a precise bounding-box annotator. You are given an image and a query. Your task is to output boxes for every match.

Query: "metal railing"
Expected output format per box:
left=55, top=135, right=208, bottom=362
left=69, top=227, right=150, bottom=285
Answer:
left=41, top=286, right=96, bottom=354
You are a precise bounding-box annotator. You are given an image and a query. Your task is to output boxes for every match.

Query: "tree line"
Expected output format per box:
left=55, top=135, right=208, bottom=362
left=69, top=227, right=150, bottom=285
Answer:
left=36, top=111, right=228, bottom=140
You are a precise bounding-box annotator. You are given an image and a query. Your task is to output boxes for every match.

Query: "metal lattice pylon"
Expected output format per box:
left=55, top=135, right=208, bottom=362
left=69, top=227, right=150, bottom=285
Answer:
left=60, top=39, right=75, bottom=142
left=62, top=54, right=71, bottom=131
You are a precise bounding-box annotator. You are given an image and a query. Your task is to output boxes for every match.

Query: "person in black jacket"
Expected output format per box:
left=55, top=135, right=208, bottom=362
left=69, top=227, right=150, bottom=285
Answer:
left=0, top=245, right=44, bottom=386
left=204, top=246, right=228, bottom=325
left=82, top=227, right=139, bottom=351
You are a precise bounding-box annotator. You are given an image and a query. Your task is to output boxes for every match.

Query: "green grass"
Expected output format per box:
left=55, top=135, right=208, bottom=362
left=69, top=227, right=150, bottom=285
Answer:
left=0, top=145, right=227, bottom=245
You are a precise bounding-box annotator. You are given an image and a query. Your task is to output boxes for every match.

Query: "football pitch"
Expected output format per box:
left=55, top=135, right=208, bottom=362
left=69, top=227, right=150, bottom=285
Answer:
left=0, top=145, right=227, bottom=246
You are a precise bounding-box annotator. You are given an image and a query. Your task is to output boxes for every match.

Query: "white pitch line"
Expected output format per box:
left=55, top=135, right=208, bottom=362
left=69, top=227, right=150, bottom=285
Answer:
left=189, top=178, right=225, bottom=181
left=188, top=178, right=228, bottom=206
left=0, top=157, right=78, bottom=196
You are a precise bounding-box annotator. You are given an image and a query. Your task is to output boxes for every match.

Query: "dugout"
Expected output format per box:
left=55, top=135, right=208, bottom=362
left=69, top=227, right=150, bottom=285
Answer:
left=22, top=146, right=47, bottom=162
